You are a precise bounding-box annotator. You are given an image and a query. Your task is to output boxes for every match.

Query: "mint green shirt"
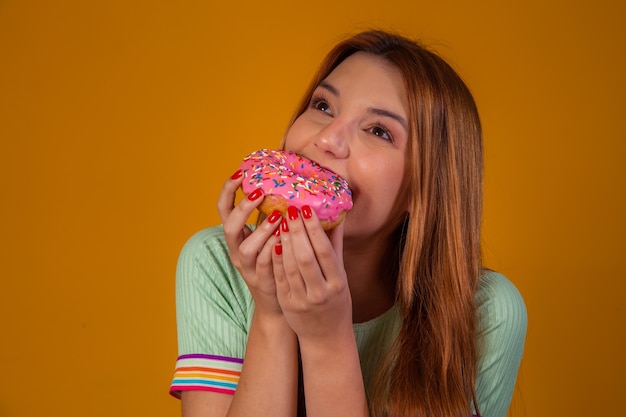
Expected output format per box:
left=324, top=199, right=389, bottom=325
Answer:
left=172, top=226, right=527, bottom=417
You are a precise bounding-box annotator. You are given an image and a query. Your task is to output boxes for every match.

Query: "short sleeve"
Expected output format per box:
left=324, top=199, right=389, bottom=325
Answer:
left=474, top=270, right=528, bottom=417
left=169, top=226, right=254, bottom=398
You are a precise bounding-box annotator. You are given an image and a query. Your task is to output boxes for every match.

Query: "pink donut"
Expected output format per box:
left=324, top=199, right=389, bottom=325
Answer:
left=239, top=149, right=353, bottom=229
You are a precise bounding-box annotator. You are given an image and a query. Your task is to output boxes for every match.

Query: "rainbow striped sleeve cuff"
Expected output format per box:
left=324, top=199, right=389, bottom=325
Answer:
left=170, top=353, right=243, bottom=398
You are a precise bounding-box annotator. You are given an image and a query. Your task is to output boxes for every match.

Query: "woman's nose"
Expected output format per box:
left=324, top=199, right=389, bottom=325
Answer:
left=314, top=120, right=350, bottom=159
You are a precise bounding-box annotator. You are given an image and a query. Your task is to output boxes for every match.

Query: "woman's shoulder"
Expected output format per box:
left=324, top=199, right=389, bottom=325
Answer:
left=474, top=270, right=528, bottom=416
left=178, top=225, right=239, bottom=264
left=177, top=225, right=236, bottom=282
left=176, top=225, right=252, bottom=306
left=477, top=270, right=526, bottom=309
left=182, top=224, right=227, bottom=250
left=476, top=269, right=528, bottom=343
left=181, top=224, right=256, bottom=253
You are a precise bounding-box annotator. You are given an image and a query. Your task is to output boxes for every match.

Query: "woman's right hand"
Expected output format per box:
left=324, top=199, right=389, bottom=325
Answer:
left=217, top=169, right=284, bottom=317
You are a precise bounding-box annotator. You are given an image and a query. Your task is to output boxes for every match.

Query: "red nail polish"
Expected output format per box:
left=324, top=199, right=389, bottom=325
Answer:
left=274, top=244, right=282, bottom=255
left=302, top=205, right=312, bottom=219
left=231, top=169, right=243, bottom=180
left=273, top=227, right=281, bottom=237
left=267, top=210, right=281, bottom=224
left=247, top=188, right=263, bottom=201
left=288, top=206, right=299, bottom=220
left=281, top=218, right=289, bottom=232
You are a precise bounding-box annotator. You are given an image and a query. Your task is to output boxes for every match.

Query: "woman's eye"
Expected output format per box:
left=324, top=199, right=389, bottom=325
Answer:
left=311, top=98, right=332, bottom=115
left=370, top=125, right=393, bottom=142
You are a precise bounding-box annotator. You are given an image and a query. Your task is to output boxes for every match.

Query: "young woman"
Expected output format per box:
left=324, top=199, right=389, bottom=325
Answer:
left=170, top=30, right=527, bottom=417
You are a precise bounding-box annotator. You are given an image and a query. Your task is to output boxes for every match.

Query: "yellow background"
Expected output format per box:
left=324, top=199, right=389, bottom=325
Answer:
left=1, top=1, right=624, bottom=416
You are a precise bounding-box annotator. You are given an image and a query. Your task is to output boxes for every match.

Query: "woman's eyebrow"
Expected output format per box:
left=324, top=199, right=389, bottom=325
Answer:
left=368, top=107, right=408, bottom=132
left=318, top=81, right=339, bottom=96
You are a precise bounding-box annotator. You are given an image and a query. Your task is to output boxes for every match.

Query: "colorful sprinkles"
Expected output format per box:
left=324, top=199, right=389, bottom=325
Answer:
left=238, top=149, right=353, bottom=221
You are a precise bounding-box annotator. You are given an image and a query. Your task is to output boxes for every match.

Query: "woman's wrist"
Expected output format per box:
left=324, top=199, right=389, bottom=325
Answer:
left=251, top=309, right=296, bottom=339
left=297, top=327, right=369, bottom=417
left=298, top=324, right=356, bottom=362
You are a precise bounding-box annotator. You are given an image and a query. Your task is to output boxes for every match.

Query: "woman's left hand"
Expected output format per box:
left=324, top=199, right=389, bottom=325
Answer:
left=272, top=205, right=353, bottom=342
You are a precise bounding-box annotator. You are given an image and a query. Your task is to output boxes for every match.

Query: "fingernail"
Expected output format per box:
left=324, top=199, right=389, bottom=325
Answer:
left=274, top=244, right=282, bottom=255
left=302, top=205, right=312, bottom=219
left=273, top=227, right=281, bottom=237
left=281, top=218, right=289, bottom=232
left=231, top=169, right=243, bottom=180
left=288, top=206, right=299, bottom=220
left=267, top=210, right=281, bottom=224
left=247, top=188, right=263, bottom=201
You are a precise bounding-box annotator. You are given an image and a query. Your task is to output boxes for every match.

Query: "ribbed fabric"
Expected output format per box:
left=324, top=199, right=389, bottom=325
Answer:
left=174, top=227, right=254, bottom=361
left=170, top=354, right=242, bottom=397
left=474, top=270, right=528, bottom=417
left=170, top=227, right=527, bottom=417
left=353, top=304, right=401, bottom=392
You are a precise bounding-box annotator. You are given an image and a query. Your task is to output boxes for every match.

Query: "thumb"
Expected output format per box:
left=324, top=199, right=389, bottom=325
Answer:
left=327, top=221, right=345, bottom=268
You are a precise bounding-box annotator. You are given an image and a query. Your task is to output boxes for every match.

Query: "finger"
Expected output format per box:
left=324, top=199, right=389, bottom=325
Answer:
left=301, top=206, right=346, bottom=286
left=237, top=209, right=282, bottom=266
left=327, top=220, right=345, bottom=269
left=279, top=216, right=310, bottom=300
left=231, top=210, right=281, bottom=279
left=221, top=186, right=265, bottom=246
left=252, top=231, right=281, bottom=294
left=272, top=238, right=289, bottom=297
left=216, top=169, right=245, bottom=223
left=282, top=208, right=328, bottom=300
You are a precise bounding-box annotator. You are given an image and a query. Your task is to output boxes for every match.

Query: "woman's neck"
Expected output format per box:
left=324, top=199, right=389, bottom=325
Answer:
left=343, top=237, right=396, bottom=323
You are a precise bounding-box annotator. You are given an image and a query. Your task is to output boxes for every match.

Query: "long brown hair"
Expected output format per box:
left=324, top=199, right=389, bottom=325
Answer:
left=286, top=30, right=484, bottom=417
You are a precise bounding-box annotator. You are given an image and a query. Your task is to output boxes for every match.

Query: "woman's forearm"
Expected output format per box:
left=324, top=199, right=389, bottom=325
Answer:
left=298, top=330, right=369, bottom=417
left=227, top=311, right=299, bottom=417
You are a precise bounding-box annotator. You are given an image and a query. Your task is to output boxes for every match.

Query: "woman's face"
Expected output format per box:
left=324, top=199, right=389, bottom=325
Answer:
left=284, top=52, right=410, bottom=242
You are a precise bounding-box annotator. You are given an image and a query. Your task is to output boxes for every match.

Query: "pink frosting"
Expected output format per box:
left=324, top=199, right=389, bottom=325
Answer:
left=239, top=149, right=353, bottom=222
